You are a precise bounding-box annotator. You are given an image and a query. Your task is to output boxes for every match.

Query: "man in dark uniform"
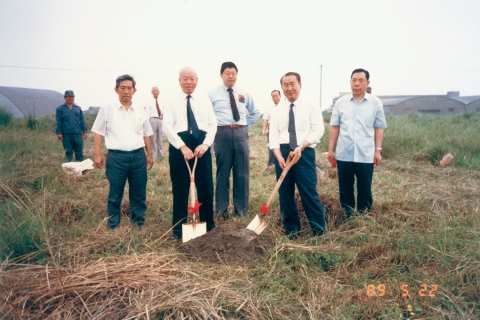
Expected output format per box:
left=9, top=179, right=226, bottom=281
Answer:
left=55, top=90, right=87, bottom=162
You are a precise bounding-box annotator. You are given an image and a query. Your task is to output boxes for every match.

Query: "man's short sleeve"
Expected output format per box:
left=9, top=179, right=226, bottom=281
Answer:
left=91, top=107, right=107, bottom=136
left=330, top=100, right=341, bottom=126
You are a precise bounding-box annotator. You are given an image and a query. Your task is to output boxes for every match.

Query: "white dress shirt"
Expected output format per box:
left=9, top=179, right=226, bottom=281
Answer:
left=163, top=91, right=217, bottom=149
left=145, top=99, right=165, bottom=118
left=269, top=95, right=324, bottom=149
left=91, top=101, right=153, bottom=151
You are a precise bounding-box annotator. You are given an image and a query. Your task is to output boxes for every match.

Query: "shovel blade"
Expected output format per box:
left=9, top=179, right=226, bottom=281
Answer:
left=182, top=222, right=207, bottom=243
left=246, top=215, right=268, bottom=235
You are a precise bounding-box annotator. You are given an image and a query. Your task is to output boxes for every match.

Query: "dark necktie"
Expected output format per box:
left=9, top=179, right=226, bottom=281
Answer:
left=288, top=103, right=297, bottom=151
left=155, top=99, right=162, bottom=118
left=227, top=88, right=240, bottom=122
left=187, top=95, right=200, bottom=139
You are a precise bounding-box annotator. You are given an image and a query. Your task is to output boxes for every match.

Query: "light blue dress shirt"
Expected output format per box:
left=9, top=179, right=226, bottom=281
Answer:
left=208, top=85, right=260, bottom=129
left=330, top=93, right=387, bottom=163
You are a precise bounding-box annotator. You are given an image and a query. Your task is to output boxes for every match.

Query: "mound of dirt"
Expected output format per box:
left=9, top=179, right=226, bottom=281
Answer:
left=178, top=224, right=268, bottom=264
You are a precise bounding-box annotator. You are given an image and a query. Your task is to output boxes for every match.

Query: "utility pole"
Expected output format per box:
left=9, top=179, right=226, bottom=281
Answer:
left=319, top=64, right=323, bottom=110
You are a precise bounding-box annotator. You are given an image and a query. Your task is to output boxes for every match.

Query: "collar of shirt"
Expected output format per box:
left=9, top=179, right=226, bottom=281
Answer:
left=349, top=93, right=370, bottom=105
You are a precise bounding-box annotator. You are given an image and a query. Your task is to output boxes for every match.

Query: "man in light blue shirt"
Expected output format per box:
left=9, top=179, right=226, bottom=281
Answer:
left=208, top=61, right=260, bottom=217
left=328, top=68, right=387, bottom=218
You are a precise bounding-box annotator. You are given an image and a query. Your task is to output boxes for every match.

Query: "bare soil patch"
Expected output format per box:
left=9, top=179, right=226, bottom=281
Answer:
left=178, top=224, right=269, bottom=265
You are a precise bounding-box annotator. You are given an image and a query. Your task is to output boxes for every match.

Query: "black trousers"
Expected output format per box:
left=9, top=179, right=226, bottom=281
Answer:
left=169, top=132, right=215, bottom=237
left=275, top=147, right=326, bottom=236
left=337, top=160, right=374, bottom=217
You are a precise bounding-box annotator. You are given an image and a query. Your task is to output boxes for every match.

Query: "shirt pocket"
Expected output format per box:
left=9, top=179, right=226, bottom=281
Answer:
left=134, top=117, right=145, bottom=134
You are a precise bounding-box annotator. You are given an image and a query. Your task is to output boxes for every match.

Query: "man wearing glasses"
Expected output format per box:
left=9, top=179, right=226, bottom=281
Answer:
left=327, top=69, right=387, bottom=218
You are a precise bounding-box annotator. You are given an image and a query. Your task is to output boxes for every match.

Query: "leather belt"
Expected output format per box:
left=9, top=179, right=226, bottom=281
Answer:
left=217, top=124, right=246, bottom=129
left=150, top=117, right=163, bottom=120
left=108, top=148, right=143, bottom=154
left=280, top=144, right=292, bottom=149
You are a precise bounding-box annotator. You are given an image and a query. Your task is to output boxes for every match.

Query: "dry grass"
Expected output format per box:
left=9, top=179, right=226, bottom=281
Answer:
left=1, top=120, right=479, bottom=319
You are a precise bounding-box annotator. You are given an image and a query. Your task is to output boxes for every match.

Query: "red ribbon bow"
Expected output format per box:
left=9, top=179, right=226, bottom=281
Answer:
left=260, top=204, right=269, bottom=214
left=188, top=202, right=202, bottom=216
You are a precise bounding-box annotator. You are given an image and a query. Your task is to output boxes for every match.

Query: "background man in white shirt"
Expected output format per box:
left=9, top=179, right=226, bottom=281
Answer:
left=269, top=72, right=326, bottom=239
left=163, top=67, right=217, bottom=240
left=263, top=90, right=281, bottom=167
left=91, top=74, right=153, bottom=230
left=145, top=86, right=164, bottom=161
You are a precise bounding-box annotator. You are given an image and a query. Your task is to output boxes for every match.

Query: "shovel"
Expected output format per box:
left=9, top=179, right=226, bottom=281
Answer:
left=247, top=153, right=300, bottom=234
left=182, top=157, right=207, bottom=243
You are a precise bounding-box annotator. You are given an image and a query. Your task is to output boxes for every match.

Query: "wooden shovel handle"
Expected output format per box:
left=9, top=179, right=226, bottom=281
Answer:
left=265, top=153, right=300, bottom=208
left=185, top=158, right=198, bottom=207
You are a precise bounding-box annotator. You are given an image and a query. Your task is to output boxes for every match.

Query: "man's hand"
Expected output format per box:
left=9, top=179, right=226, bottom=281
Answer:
left=94, top=154, right=103, bottom=169
left=194, top=144, right=208, bottom=158
left=289, top=146, right=303, bottom=161
left=57, top=134, right=63, bottom=141
left=374, top=150, right=382, bottom=167
left=327, top=150, right=337, bottom=168
left=179, top=145, right=194, bottom=161
left=276, top=155, right=286, bottom=169
left=82, top=133, right=87, bottom=140
left=263, top=129, right=268, bottom=136
left=146, top=154, right=154, bottom=170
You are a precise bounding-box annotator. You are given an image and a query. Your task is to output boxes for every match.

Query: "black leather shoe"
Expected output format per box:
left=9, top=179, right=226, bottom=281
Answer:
left=170, top=234, right=180, bottom=240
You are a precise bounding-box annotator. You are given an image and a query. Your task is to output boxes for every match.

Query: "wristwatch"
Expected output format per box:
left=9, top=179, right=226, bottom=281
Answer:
left=298, top=145, right=304, bottom=151
left=376, top=147, right=382, bottom=151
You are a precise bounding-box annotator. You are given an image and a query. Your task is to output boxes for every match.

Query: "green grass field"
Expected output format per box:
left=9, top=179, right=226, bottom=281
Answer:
left=1, top=111, right=479, bottom=319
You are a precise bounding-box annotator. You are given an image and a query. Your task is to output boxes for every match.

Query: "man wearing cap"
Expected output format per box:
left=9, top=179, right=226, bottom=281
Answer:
left=145, top=86, right=165, bottom=161
left=91, top=75, right=153, bottom=230
left=269, top=72, right=326, bottom=239
left=208, top=61, right=260, bottom=217
left=328, top=69, right=387, bottom=218
left=163, top=67, right=217, bottom=240
left=55, top=90, right=88, bottom=162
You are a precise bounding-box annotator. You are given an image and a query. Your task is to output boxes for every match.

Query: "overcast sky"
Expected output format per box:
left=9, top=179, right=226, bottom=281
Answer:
left=1, top=0, right=479, bottom=112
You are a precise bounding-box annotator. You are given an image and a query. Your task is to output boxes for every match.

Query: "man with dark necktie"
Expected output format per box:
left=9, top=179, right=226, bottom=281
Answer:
left=145, top=86, right=164, bottom=161
left=163, top=67, right=217, bottom=240
left=268, top=72, right=326, bottom=239
left=208, top=62, right=260, bottom=217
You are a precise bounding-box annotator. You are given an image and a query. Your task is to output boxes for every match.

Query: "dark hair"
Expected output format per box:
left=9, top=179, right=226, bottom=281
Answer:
left=351, top=68, right=370, bottom=80
left=280, top=72, right=301, bottom=84
left=220, top=62, right=238, bottom=74
left=116, top=74, right=136, bottom=89
left=271, top=90, right=281, bottom=96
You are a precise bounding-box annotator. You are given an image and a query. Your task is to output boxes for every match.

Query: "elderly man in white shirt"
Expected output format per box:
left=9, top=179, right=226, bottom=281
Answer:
left=163, top=66, right=217, bottom=240
left=263, top=89, right=281, bottom=167
left=145, top=86, right=165, bottom=161
left=92, top=74, right=153, bottom=230
left=269, top=72, right=326, bottom=239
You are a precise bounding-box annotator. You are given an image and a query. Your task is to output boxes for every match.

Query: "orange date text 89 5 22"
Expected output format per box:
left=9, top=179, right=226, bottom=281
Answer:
left=366, top=284, right=438, bottom=297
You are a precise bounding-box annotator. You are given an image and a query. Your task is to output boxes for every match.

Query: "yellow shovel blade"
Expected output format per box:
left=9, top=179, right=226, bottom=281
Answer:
left=246, top=215, right=268, bottom=235
left=182, top=222, right=207, bottom=243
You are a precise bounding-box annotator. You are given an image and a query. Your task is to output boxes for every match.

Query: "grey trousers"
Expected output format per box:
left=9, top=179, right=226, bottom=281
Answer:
left=214, top=127, right=249, bottom=216
left=149, top=118, right=163, bottom=161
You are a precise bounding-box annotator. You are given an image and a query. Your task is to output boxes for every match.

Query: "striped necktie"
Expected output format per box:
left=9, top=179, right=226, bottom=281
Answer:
left=288, top=103, right=297, bottom=151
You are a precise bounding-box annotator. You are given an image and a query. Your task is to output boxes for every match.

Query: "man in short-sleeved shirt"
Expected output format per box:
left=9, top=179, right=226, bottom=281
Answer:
left=328, top=68, right=387, bottom=217
left=208, top=61, right=260, bottom=217
left=91, top=74, right=153, bottom=230
left=55, top=90, right=87, bottom=162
